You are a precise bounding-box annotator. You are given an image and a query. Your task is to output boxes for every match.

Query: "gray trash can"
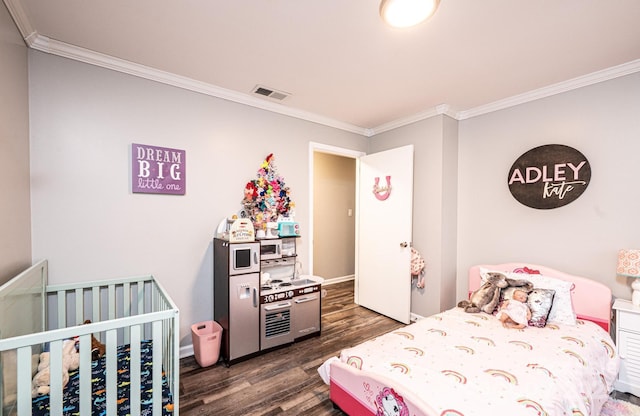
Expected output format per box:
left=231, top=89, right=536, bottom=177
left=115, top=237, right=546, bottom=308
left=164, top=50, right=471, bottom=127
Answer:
left=191, top=320, right=222, bottom=367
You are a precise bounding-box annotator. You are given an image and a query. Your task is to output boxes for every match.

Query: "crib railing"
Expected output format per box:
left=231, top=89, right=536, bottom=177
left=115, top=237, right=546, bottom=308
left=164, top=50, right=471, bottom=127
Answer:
left=0, top=271, right=179, bottom=416
left=45, top=274, right=180, bottom=397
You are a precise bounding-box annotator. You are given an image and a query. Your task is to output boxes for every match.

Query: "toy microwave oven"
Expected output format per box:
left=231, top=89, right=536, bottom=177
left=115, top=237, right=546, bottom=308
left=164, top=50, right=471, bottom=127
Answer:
left=278, top=221, right=300, bottom=237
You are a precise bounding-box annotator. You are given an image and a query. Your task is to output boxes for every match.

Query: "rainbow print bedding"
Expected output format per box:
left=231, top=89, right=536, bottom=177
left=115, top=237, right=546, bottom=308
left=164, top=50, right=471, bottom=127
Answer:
left=32, top=340, right=173, bottom=416
left=337, top=307, right=619, bottom=415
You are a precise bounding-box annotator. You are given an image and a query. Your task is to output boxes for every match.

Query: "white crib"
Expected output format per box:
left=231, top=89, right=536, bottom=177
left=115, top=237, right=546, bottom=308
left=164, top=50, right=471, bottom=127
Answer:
left=0, top=260, right=180, bottom=416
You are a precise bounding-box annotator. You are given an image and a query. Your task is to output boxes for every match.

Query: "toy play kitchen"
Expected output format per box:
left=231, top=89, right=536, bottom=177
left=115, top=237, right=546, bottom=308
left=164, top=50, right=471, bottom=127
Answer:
left=213, top=154, right=322, bottom=365
left=259, top=237, right=321, bottom=350
left=213, top=234, right=322, bottom=365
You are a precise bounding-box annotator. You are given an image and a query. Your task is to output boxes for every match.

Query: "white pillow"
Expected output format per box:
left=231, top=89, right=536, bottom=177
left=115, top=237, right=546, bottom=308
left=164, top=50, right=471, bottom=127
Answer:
left=479, top=267, right=576, bottom=325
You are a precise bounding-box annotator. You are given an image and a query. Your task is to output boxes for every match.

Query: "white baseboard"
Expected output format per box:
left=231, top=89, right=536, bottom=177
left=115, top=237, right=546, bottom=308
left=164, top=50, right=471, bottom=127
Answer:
left=321, top=275, right=355, bottom=285
left=180, top=344, right=194, bottom=359
left=410, top=313, right=425, bottom=322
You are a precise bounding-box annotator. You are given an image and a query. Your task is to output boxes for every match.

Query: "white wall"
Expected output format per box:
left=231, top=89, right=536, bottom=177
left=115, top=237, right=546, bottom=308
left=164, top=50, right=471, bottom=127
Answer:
left=28, top=51, right=368, bottom=349
left=457, top=72, right=640, bottom=302
left=0, top=1, right=31, bottom=284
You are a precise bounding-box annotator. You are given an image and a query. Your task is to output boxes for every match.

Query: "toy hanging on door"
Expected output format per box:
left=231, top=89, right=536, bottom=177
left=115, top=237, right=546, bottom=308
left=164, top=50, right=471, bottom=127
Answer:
left=411, top=247, right=426, bottom=289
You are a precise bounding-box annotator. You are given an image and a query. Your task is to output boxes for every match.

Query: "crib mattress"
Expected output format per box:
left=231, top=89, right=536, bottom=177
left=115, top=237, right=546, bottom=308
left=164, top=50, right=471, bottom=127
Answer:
left=31, top=340, right=173, bottom=416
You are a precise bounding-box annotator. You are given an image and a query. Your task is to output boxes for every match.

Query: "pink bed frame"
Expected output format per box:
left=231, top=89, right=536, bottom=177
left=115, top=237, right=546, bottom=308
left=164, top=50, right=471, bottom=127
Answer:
left=329, top=262, right=613, bottom=415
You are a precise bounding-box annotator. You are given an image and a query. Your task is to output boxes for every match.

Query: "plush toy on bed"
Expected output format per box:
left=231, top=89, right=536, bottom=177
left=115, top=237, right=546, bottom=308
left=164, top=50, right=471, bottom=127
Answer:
left=457, top=271, right=533, bottom=314
left=31, top=339, right=80, bottom=398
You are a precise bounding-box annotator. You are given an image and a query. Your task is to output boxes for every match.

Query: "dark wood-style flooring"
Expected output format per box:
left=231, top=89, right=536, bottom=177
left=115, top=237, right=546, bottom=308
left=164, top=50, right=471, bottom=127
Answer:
left=179, top=280, right=640, bottom=415
left=179, top=280, right=403, bottom=415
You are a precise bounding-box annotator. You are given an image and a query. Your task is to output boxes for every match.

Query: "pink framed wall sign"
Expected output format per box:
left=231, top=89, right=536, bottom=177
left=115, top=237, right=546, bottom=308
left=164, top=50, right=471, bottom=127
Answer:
left=131, top=143, right=186, bottom=195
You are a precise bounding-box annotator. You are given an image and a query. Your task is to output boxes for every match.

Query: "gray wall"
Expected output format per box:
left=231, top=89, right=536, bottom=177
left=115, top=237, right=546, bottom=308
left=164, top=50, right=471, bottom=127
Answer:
left=28, top=51, right=368, bottom=350
left=368, top=115, right=458, bottom=317
left=0, top=2, right=30, bottom=284
left=457, top=72, right=640, bottom=302
left=368, top=73, right=640, bottom=317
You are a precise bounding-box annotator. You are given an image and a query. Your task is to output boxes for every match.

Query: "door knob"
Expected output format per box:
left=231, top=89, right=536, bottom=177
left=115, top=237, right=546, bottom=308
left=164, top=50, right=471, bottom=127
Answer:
left=400, top=242, right=408, bottom=248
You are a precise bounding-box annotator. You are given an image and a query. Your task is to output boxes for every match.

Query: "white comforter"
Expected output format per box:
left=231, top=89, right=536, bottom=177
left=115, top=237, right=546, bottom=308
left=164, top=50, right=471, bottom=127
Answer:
left=338, top=307, right=619, bottom=416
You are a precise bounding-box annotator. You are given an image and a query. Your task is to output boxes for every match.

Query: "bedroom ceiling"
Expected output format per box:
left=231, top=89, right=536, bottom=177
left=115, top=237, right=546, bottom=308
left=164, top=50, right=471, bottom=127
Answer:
left=6, top=0, right=640, bottom=136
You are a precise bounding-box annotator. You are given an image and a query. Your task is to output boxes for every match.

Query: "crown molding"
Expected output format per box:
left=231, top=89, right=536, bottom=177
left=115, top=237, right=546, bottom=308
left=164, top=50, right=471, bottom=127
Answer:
left=22, top=33, right=640, bottom=137
left=368, top=104, right=458, bottom=136
left=3, top=0, right=34, bottom=42
left=25, top=33, right=370, bottom=137
left=456, top=59, right=640, bottom=120
left=367, top=59, right=640, bottom=132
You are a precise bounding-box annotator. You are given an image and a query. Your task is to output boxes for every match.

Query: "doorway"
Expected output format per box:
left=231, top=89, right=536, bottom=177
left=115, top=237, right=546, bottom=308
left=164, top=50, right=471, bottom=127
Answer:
left=308, top=143, right=414, bottom=323
left=308, top=143, right=364, bottom=281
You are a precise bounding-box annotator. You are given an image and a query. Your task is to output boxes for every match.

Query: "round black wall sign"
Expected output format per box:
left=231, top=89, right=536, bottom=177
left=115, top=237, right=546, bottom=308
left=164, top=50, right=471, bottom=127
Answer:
left=508, top=144, right=591, bottom=209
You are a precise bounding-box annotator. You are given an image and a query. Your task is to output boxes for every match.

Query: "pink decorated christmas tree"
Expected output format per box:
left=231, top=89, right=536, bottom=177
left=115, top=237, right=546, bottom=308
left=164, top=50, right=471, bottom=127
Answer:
left=242, top=154, right=294, bottom=231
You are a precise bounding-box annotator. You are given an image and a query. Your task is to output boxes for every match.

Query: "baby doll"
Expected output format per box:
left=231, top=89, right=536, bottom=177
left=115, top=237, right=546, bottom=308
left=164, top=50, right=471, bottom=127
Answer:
left=496, top=289, right=531, bottom=329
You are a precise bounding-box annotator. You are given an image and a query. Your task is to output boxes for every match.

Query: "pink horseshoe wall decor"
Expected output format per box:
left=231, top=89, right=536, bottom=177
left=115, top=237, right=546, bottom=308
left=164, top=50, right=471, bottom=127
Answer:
left=373, top=176, right=392, bottom=201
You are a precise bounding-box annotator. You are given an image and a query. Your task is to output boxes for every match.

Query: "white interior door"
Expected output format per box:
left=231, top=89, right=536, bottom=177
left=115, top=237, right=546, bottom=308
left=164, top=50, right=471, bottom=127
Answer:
left=356, top=145, right=414, bottom=324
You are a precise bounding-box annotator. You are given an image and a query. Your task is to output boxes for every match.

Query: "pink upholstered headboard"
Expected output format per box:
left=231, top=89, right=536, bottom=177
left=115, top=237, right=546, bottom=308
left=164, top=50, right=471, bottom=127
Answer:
left=468, top=263, right=612, bottom=332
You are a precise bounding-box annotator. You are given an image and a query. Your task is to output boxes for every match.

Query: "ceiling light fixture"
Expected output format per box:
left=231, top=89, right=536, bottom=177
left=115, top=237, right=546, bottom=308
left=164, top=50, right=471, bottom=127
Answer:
left=379, top=0, right=440, bottom=28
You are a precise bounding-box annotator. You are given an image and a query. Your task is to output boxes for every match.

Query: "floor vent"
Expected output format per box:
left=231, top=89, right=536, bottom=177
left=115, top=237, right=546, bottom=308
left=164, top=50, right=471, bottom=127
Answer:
left=252, top=85, right=290, bottom=101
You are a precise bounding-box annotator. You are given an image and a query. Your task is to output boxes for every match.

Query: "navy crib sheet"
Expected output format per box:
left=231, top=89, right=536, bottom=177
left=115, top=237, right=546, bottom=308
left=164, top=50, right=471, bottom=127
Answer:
left=32, top=340, right=173, bottom=415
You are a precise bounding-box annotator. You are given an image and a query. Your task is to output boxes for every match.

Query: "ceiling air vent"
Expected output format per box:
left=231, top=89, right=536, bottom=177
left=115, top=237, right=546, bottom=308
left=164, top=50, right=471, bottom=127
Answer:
left=252, top=85, right=290, bottom=101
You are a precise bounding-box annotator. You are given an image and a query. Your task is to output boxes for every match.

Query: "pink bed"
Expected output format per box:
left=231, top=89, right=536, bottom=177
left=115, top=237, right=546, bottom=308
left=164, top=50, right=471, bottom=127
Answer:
left=323, top=263, right=620, bottom=416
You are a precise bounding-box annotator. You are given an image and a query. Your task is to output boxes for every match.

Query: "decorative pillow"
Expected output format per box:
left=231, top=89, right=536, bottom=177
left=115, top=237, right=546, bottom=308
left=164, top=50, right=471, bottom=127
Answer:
left=525, top=288, right=556, bottom=328
left=511, top=272, right=576, bottom=325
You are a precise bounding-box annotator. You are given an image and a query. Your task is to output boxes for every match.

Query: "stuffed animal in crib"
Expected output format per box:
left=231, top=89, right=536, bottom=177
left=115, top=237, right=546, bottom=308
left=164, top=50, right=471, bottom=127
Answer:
left=457, top=271, right=533, bottom=314
left=83, top=319, right=106, bottom=360
left=31, top=339, right=80, bottom=397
